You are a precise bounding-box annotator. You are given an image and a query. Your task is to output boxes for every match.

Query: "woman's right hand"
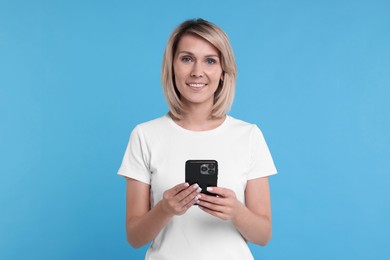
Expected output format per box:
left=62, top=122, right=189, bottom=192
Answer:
left=161, top=183, right=202, bottom=216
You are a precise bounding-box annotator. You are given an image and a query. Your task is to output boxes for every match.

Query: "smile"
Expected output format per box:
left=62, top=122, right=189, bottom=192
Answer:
left=187, top=83, right=207, bottom=88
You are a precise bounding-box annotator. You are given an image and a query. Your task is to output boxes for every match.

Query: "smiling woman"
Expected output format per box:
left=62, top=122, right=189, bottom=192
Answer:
left=173, top=34, right=224, bottom=114
left=162, top=19, right=237, bottom=121
left=117, top=18, right=277, bottom=260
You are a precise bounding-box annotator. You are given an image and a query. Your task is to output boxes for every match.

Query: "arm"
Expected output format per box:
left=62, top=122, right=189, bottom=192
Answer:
left=125, top=178, right=201, bottom=248
left=197, top=177, right=272, bottom=246
left=234, top=177, right=272, bottom=245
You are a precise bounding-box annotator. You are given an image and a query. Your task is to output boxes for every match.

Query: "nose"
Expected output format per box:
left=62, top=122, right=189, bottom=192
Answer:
left=190, top=62, right=203, bottom=77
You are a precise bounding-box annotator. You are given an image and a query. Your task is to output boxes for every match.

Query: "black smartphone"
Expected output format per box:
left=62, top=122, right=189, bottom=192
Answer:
left=185, top=160, right=218, bottom=196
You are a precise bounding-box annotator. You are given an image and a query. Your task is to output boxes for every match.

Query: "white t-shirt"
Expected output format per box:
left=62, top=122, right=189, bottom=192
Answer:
left=118, top=115, right=277, bottom=260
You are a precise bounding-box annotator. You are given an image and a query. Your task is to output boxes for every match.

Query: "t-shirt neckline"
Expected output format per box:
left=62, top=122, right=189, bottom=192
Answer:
left=165, top=114, right=230, bottom=134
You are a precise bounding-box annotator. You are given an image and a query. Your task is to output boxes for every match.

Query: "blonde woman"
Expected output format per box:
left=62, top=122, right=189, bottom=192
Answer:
left=118, top=18, right=277, bottom=260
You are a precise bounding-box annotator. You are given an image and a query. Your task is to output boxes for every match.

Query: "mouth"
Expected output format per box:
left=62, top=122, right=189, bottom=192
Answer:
left=186, top=83, right=207, bottom=90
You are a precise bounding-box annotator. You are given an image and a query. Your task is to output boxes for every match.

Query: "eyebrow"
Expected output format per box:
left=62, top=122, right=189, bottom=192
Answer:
left=177, top=51, right=220, bottom=58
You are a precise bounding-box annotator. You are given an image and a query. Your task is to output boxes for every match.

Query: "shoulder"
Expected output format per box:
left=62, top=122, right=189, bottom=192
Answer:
left=131, top=115, right=171, bottom=139
left=136, top=115, right=170, bottom=130
left=225, top=116, right=269, bottom=144
left=228, top=116, right=254, bottom=127
left=227, top=116, right=262, bottom=134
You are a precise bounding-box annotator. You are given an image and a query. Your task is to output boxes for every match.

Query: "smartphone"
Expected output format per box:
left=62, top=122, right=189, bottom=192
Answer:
left=185, top=160, right=218, bottom=196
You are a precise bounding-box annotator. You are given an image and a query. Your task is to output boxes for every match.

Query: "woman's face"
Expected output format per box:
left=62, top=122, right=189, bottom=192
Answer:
left=173, top=34, right=224, bottom=110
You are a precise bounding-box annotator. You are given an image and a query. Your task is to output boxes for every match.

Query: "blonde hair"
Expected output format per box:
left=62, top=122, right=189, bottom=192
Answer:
left=161, top=18, right=237, bottom=119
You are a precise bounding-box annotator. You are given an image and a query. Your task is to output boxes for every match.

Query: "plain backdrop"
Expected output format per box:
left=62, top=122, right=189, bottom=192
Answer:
left=1, top=0, right=389, bottom=259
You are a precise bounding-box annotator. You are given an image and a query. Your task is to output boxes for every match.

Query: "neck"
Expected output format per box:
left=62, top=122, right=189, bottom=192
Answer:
left=183, top=103, right=212, bottom=121
left=173, top=104, right=226, bottom=131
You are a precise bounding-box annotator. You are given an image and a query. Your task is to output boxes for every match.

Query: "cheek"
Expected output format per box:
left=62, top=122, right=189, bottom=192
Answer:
left=173, top=65, right=186, bottom=81
left=173, top=73, right=187, bottom=91
left=174, top=72, right=184, bottom=85
left=206, top=67, right=223, bottom=79
left=211, top=71, right=223, bottom=83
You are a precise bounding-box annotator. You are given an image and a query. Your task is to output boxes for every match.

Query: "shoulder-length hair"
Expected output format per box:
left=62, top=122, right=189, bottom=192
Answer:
left=161, top=18, right=237, bottom=119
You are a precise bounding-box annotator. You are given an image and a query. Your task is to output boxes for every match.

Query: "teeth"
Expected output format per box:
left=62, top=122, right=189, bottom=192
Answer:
left=189, top=83, right=206, bottom=88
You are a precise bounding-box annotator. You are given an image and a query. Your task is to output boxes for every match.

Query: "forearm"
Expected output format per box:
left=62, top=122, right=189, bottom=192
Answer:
left=232, top=203, right=272, bottom=246
left=126, top=201, right=173, bottom=248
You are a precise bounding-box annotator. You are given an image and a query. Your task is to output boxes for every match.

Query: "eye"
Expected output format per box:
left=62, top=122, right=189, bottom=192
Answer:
left=181, top=56, right=193, bottom=63
left=206, top=58, right=217, bottom=65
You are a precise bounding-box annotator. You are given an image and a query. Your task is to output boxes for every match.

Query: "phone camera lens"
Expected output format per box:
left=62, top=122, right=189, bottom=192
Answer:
left=201, top=166, right=208, bottom=172
left=208, top=164, right=215, bottom=169
left=208, top=169, right=215, bottom=174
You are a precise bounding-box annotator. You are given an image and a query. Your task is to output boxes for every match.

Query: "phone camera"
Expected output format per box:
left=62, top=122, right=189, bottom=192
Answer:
left=200, top=164, right=209, bottom=175
left=200, top=163, right=216, bottom=175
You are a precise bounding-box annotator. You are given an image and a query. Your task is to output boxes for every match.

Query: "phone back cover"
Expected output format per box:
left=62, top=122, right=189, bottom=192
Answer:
left=185, top=160, right=218, bottom=196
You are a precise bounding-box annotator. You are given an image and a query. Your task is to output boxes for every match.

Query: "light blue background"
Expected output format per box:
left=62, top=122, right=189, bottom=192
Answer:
left=1, top=0, right=389, bottom=259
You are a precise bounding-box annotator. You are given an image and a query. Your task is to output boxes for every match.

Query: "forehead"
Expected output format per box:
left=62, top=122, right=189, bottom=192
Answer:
left=176, top=34, right=219, bottom=56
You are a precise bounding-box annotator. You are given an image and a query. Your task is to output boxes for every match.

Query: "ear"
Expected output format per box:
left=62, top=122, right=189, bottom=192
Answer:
left=220, top=72, right=225, bottom=81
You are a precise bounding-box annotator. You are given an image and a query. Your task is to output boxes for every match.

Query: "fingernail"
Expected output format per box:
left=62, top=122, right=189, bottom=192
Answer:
left=193, top=184, right=199, bottom=189
left=207, top=187, right=213, bottom=191
left=184, top=183, right=189, bottom=187
left=196, top=187, right=202, bottom=193
left=196, top=194, right=201, bottom=200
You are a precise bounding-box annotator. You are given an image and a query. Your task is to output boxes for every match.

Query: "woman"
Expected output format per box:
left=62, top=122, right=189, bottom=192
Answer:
left=118, top=18, right=277, bottom=260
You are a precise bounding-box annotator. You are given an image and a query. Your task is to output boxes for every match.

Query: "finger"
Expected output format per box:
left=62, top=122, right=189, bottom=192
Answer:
left=206, top=187, right=233, bottom=198
left=198, top=193, right=224, bottom=205
left=176, top=192, right=201, bottom=215
left=169, top=182, right=190, bottom=196
left=177, top=183, right=201, bottom=202
left=178, top=189, right=202, bottom=210
left=182, top=193, right=202, bottom=209
left=197, top=199, right=225, bottom=212
left=199, top=206, right=229, bottom=221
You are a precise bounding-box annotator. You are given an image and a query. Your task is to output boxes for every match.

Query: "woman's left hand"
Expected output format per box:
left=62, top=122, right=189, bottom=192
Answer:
left=197, top=187, right=243, bottom=221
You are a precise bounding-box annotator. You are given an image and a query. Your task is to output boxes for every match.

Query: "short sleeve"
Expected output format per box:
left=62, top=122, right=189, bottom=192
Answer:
left=117, top=125, right=151, bottom=184
left=247, top=125, right=277, bottom=180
